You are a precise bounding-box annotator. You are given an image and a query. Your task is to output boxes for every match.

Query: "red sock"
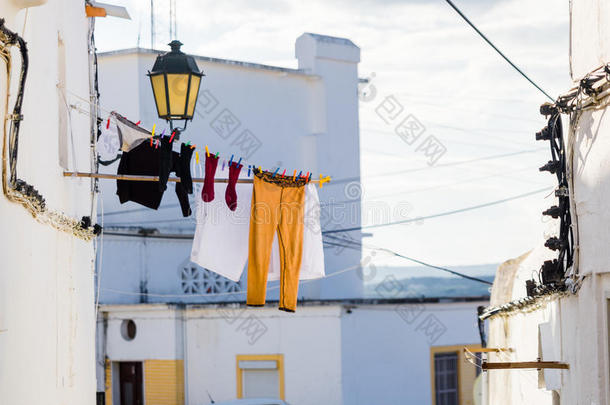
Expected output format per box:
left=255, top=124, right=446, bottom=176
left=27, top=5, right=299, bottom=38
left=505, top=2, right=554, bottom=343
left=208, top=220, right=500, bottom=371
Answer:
left=202, top=154, right=219, bottom=202
left=225, top=162, right=242, bottom=211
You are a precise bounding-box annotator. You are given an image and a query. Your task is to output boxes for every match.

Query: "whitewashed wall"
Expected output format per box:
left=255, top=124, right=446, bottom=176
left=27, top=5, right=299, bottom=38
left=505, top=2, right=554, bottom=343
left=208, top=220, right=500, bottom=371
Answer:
left=487, top=2, right=610, bottom=403
left=0, top=1, right=96, bottom=405
left=341, top=302, right=485, bottom=405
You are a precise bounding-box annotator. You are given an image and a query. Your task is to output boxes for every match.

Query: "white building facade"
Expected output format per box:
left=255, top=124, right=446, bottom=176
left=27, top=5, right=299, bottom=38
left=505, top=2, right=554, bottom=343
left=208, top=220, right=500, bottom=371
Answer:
left=0, top=1, right=100, bottom=405
left=483, top=1, right=610, bottom=404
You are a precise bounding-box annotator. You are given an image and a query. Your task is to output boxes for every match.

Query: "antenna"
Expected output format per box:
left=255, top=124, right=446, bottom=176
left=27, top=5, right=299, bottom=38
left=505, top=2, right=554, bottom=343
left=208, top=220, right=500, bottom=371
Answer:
left=169, top=0, right=177, bottom=40
left=150, top=0, right=155, bottom=48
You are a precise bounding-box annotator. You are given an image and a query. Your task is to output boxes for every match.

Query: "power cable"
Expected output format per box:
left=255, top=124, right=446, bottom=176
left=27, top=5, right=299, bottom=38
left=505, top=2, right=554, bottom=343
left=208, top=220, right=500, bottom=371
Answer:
left=323, top=234, right=493, bottom=285
left=322, top=186, right=553, bottom=234
left=443, top=0, right=554, bottom=101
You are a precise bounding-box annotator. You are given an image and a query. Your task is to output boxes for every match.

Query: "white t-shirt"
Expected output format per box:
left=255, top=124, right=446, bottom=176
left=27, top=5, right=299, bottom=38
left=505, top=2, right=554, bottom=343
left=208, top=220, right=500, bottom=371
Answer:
left=190, top=182, right=325, bottom=282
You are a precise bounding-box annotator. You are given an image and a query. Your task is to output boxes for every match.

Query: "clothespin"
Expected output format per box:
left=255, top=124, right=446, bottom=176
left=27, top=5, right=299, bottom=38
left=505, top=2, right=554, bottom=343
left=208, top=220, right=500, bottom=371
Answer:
left=195, top=151, right=200, bottom=164
left=305, top=172, right=310, bottom=182
left=258, top=166, right=262, bottom=173
left=169, top=130, right=176, bottom=143
left=215, top=152, right=219, bottom=158
left=298, top=171, right=302, bottom=179
left=308, top=173, right=312, bottom=182
left=205, top=145, right=210, bottom=157
left=160, top=129, right=166, bottom=137
left=222, top=160, right=226, bottom=170
left=292, top=170, right=297, bottom=181
left=150, top=124, right=156, bottom=146
left=237, top=157, right=242, bottom=167
left=190, top=144, right=196, bottom=149
left=319, top=174, right=331, bottom=188
left=155, top=139, right=159, bottom=149
left=185, top=141, right=191, bottom=147
left=135, top=120, right=141, bottom=126
left=273, top=168, right=279, bottom=178
left=106, top=117, right=110, bottom=129
left=281, top=169, right=286, bottom=178
left=248, top=165, right=251, bottom=176
left=229, top=154, right=234, bottom=166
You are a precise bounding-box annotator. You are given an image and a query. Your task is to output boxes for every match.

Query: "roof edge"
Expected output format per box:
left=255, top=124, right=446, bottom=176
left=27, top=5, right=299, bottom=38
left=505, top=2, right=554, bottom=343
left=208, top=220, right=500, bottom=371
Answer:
left=97, top=47, right=315, bottom=77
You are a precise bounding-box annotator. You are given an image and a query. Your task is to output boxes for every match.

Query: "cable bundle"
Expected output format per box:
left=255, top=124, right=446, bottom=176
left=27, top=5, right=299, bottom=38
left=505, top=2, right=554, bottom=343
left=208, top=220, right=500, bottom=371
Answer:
left=525, top=107, right=574, bottom=295
left=0, top=19, right=99, bottom=241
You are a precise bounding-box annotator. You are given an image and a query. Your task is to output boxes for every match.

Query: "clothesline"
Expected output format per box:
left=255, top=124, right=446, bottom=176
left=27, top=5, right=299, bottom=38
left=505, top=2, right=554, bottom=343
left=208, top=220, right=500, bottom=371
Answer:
left=63, top=171, right=329, bottom=185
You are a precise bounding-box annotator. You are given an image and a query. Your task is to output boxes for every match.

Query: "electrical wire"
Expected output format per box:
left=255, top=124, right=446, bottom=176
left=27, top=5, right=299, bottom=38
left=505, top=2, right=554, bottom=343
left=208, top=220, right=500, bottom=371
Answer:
left=330, top=148, right=546, bottom=185
left=323, top=234, right=493, bottom=285
left=322, top=186, right=553, bottom=234
left=443, top=0, right=554, bottom=101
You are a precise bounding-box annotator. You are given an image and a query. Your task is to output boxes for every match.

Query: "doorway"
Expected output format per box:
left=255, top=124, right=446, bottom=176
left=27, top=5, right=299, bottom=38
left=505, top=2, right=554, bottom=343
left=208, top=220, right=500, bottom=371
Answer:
left=119, top=362, right=143, bottom=405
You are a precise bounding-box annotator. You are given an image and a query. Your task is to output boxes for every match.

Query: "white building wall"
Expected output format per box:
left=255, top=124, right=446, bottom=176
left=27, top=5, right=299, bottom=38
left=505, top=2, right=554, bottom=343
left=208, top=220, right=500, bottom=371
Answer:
left=0, top=2, right=96, bottom=405
left=101, top=301, right=485, bottom=405
left=487, top=2, right=610, bottom=404
left=101, top=305, right=344, bottom=405
left=341, top=302, right=485, bottom=405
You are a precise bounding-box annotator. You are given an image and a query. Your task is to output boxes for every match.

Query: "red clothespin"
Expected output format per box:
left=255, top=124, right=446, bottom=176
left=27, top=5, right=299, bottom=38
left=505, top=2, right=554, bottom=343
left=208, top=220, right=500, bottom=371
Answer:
left=106, top=117, right=110, bottom=129
left=305, top=172, right=310, bottom=182
left=281, top=169, right=286, bottom=178
left=135, top=120, right=141, bottom=126
left=169, top=130, right=176, bottom=143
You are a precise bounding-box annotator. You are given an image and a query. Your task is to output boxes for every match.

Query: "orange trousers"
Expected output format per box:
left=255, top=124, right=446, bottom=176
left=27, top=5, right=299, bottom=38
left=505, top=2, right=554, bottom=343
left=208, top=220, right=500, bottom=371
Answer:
left=247, top=172, right=306, bottom=312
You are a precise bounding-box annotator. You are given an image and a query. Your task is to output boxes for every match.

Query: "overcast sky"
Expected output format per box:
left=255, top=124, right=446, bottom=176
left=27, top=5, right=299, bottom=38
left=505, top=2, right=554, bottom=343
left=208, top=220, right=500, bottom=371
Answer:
left=94, top=0, right=570, bottom=271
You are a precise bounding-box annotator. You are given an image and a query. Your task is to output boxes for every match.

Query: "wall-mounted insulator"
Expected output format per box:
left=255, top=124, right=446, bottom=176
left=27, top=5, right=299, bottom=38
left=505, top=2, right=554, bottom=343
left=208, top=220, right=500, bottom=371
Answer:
left=526, top=279, right=537, bottom=297
left=539, top=160, right=561, bottom=174
left=541, top=259, right=563, bottom=284
left=536, top=126, right=551, bottom=141
left=544, top=237, right=565, bottom=251
left=555, top=187, right=569, bottom=197
left=540, top=103, right=558, bottom=116
left=543, top=205, right=562, bottom=218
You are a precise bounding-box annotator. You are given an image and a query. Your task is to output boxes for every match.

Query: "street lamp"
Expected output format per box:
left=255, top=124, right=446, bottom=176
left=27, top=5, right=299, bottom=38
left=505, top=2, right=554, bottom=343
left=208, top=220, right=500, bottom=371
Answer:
left=148, top=40, right=204, bottom=136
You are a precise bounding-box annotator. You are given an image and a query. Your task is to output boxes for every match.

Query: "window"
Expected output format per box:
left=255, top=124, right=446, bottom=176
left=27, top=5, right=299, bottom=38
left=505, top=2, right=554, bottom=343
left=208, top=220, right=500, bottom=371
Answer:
left=236, top=354, right=285, bottom=400
left=434, top=352, right=458, bottom=405
left=430, top=345, right=480, bottom=405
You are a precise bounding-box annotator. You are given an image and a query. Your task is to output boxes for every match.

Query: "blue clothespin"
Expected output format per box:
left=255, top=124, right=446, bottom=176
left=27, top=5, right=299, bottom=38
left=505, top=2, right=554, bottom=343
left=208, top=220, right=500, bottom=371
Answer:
left=222, top=160, right=226, bottom=171
left=298, top=171, right=302, bottom=178
left=229, top=154, right=234, bottom=166
left=237, top=157, right=242, bottom=167
left=273, top=167, right=279, bottom=178
left=247, top=165, right=251, bottom=176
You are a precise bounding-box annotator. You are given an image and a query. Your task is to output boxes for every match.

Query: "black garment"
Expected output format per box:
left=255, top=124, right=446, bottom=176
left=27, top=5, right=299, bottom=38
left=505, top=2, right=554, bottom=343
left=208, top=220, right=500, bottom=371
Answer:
left=117, top=141, right=193, bottom=216
left=158, top=136, right=173, bottom=192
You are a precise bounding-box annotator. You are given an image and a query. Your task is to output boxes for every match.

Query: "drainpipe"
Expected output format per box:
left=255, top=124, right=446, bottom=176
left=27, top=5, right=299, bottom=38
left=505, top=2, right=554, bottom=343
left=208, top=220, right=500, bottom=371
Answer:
left=181, top=305, right=189, bottom=405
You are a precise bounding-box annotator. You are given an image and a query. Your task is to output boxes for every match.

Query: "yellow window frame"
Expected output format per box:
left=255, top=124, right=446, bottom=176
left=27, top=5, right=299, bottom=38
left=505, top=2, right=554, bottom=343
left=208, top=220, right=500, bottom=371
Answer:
left=430, top=344, right=481, bottom=405
left=236, top=354, right=285, bottom=400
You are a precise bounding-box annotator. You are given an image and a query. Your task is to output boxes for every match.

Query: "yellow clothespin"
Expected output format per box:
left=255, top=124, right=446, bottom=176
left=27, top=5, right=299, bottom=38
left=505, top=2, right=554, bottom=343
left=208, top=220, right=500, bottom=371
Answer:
left=319, top=174, right=331, bottom=188
left=292, top=170, right=297, bottom=181
left=205, top=145, right=210, bottom=157
left=195, top=151, right=200, bottom=164
left=151, top=123, right=156, bottom=137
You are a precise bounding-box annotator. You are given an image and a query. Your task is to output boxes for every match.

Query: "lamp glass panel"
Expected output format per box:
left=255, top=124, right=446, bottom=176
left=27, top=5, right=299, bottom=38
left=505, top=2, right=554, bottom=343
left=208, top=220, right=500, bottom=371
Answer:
left=150, top=74, right=168, bottom=117
left=167, top=73, right=189, bottom=116
left=186, top=75, right=201, bottom=117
